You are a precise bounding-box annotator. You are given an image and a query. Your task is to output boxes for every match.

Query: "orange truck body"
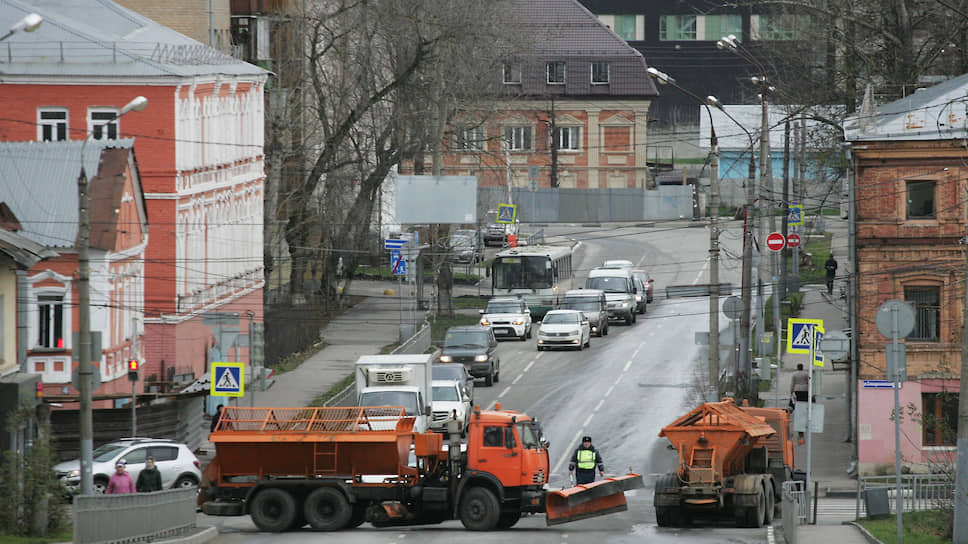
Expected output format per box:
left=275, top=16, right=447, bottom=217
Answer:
left=653, top=400, right=796, bottom=528
left=202, top=405, right=642, bottom=532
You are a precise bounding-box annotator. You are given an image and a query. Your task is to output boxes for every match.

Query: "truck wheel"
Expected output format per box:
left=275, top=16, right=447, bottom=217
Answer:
left=763, top=481, right=775, bottom=524
left=250, top=488, right=298, bottom=533
left=348, top=504, right=367, bottom=528
left=304, top=487, right=352, bottom=531
left=655, top=506, right=682, bottom=527
left=459, top=486, right=500, bottom=531
left=496, top=510, right=521, bottom=529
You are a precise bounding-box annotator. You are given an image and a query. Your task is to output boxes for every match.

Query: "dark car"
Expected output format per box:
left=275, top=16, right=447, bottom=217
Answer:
left=432, top=363, right=475, bottom=403
left=438, top=326, right=500, bottom=386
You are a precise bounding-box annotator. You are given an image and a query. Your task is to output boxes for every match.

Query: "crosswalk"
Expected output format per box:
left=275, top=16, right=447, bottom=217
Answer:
left=812, top=497, right=864, bottom=525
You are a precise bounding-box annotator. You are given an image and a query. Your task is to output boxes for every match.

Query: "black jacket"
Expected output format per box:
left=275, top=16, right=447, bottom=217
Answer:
left=824, top=258, right=838, bottom=277
left=136, top=466, right=163, bottom=492
left=568, top=445, right=604, bottom=473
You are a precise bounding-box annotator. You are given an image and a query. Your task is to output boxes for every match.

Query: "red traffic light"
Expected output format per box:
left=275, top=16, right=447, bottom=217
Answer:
left=127, top=360, right=139, bottom=371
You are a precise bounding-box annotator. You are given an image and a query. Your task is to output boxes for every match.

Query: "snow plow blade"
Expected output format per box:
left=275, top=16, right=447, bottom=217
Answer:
left=545, top=473, right=644, bottom=525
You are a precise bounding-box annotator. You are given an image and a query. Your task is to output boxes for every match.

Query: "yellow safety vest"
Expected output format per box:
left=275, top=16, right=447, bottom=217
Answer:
left=576, top=449, right=596, bottom=470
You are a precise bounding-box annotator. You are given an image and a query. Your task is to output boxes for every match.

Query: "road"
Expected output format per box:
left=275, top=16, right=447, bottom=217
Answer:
left=205, top=220, right=776, bottom=543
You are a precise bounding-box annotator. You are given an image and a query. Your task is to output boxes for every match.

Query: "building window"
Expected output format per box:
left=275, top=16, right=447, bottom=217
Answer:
left=547, top=62, right=566, bottom=85
left=659, top=15, right=697, bottom=41
left=456, top=126, right=485, bottom=152
left=704, top=14, right=743, bottom=41
left=905, top=286, right=940, bottom=341
left=591, top=62, right=610, bottom=84
left=37, top=294, right=65, bottom=349
left=33, top=361, right=45, bottom=373
left=757, top=14, right=808, bottom=41
left=922, top=392, right=957, bottom=446
left=503, top=63, right=521, bottom=84
left=613, top=15, right=637, bottom=40
left=88, top=109, right=120, bottom=140
left=38, top=108, right=68, bottom=141
left=504, top=126, right=532, bottom=151
left=906, top=180, right=935, bottom=219
left=555, top=127, right=580, bottom=151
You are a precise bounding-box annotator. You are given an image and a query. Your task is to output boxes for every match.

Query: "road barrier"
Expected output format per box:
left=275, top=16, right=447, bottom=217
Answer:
left=782, top=480, right=808, bottom=544
left=73, top=488, right=197, bottom=543
left=856, top=473, right=953, bottom=519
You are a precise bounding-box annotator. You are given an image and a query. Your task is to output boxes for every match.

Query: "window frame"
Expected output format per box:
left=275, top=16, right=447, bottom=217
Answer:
left=905, top=180, right=936, bottom=219
left=591, top=62, right=610, bottom=85
left=456, top=125, right=486, bottom=152
left=922, top=392, right=957, bottom=447
left=757, top=14, right=808, bottom=41
left=659, top=14, right=697, bottom=41
left=546, top=62, right=566, bottom=85
left=36, top=293, right=65, bottom=350
left=504, top=125, right=533, bottom=151
left=38, top=108, right=69, bottom=142
left=503, top=63, right=522, bottom=85
left=88, top=107, right=121, bottom=140
left=904, top=285, right=940, bottom=342
left=555, top=126, right=581, bottom=152
left=612, top=15, right=637, bottom=40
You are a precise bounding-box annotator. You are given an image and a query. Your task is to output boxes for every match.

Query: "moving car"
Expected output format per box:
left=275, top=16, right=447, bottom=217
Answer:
left=55, top=438, right=201, bottom=495
left=537, top=309, right=591, bottom=351
left=631, top=269, right=655, bottom=303
left=447, top=231, right=484, bottom=264
left=484, top=212, right=520, bottom=247
left=561, top=289, right=608, bottom=337
left=602, top=259, right=634, bottom=270
left=430, top=379, right=472, bottom=431
left=432, top=363, right=475, bottom=404
left=586, top=267, right=637, bottom=325
left=479, top=296, right=532, bottom=340
left=439, top=325, right=501, bottom=386
left=631, top=276, right=648, bottom=314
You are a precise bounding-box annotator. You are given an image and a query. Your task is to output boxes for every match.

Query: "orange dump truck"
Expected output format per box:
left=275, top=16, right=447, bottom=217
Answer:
left=201, top=405, right=642, bottom=531
left=653, top=400, right=795, bottom=528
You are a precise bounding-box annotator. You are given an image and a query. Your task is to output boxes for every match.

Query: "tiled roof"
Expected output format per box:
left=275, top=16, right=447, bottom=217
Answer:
left=0, top=0, right=265, bottom=78
left=0, top=139, right=134, bottom=248
left=503, top=0, right=657, bottom=98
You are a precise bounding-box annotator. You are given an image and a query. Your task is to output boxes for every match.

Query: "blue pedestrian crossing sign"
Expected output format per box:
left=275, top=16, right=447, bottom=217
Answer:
left=788, top=202, right=803, bottom=226
left=211, top=362, right=245, bottom=397
left=391, top=250, right=406, bottom=275
left=813, top=326, right=825, bottom=367
left=786, top=318, right=823, bottom=354
left=496, top=204, right=517, bottom=224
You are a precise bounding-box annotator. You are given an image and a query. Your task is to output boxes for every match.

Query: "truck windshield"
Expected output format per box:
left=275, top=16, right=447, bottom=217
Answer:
left=444, top=331, right=488, bottom=348
left=433, top=385, right=460, bottom=402
left=493, top=256, right=552, bottom=290
left=562, top=299, right=599, bottom=312
left=359, top=391, right=419, bottom=415
left=516, top=422, right=541, bottom=449
left=586, top=276, right=629, bottom=293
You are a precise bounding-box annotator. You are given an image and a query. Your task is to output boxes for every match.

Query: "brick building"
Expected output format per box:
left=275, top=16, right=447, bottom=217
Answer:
left=845, top=75, right=968, bottom=474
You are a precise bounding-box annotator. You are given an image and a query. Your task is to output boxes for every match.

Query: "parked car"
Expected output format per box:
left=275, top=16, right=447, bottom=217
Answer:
left=631, top=269, right=655, bottom=303
left=560, top=289, right=609, bottom=337
left=447, top=231, right=484, bottom=264
left=439, top=325, right=500, bottom=386
left=537, top=309, right=591, bottom=351
left=479, top=296, right=532, bottom=341
left=430, top=379, right=473, bottom=431
left=55, top=438, right=201, bottom=495
left=432, top=363, right=475, bottom=404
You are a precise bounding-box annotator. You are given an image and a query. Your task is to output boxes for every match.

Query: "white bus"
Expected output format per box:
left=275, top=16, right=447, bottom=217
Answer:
left=490, top=245, right=574, bottom=320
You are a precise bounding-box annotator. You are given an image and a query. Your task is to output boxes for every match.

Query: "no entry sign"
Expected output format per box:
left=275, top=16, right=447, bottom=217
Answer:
left=766, top=232, right=785, bottom=251
left=787, top=233, right=802, bottom=248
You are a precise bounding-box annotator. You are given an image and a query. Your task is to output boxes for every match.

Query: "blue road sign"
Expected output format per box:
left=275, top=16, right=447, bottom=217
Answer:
left=391, top=250, right=406, bottom=275
left=385, top=238, right=406, bottom=250
left=210, top=362, right=245, bottom=397
left=862, top=380, right=900, bottom=389
left=496, top=204, right=517, bottom=224
left=813, top=327, right=825, bottom=367
left=786, top=318, right=823, bottom=354
left=788, top=202, right=803, bottom=226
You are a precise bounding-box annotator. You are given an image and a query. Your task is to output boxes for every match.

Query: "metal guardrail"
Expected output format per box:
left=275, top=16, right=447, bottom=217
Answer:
left=521, top=228, right=545, bottom=246
left=73, top=488, right=197, bottom=544
left=782, top=480, right=808, bottom=544
left=856, top=473, right=953, bottom=518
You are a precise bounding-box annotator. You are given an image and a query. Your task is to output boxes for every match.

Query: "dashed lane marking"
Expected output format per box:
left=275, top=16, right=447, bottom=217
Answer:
left=604, top=384, right=615, bottom=397
left=623, top=360, right=632, bottom=372
left=498, top=386, right=510, bottom=398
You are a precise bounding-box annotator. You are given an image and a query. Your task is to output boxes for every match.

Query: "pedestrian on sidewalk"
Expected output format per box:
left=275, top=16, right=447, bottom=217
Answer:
left=824, top=254, right=838, bottom=295
left=136, top=457, right=163, bottom=492
left=106, top=461, right=135, bottom=494
left=791, top=364, right=810, bottom=444
left=211, top=404, right=224, bottom=433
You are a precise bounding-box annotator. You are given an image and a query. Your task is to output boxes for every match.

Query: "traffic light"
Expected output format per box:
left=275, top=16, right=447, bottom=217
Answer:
left=127, top=359, right=140, bottom=382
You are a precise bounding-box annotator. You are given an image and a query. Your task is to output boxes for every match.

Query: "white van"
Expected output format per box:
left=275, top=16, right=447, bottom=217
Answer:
left=586, top=268, right=637, bottom=325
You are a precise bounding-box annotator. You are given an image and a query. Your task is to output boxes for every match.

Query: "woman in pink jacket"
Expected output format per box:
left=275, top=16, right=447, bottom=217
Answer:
left=106, top=461, right=136, bottom=494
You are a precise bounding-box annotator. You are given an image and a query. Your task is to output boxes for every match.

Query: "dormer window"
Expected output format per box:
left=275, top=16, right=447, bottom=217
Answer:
left=591, top=62, right=610, bottom=84
left=547, top=62, right=566, bottom=85
left=503, top=63, right=522, bottom=84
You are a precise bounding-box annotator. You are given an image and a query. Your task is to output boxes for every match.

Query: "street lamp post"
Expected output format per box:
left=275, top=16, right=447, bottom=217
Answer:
left=0, top=12, right=42, bottom=42
left=77, top=96, right=147, bottom=495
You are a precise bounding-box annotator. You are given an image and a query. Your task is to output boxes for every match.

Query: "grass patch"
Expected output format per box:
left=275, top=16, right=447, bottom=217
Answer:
left=0, top=529, right=74, bottom=544
left=430, top=313, right=483, bottom=341
left=353, top=266, right=480, bottom=284
left=273, top=339, right=328, bottom=375
left=857, top=509, right=951, bottom=544
left=454, top=295, right=488, bottom=310
left=308, top=373, right=355, bottom=407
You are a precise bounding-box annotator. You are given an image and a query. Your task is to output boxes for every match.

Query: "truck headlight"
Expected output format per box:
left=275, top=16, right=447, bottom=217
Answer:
left=474, top=354, right=488, bottom=362
left=440, top=355, right=453, bottom=363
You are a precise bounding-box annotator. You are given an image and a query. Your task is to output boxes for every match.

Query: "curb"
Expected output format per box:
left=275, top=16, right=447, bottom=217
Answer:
left=845, top=521, right=885, bottom=544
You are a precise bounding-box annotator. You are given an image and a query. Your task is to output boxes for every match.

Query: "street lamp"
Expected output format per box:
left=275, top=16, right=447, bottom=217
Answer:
left=647, top=67, right=723, bottom=400
left=0, top=12, right=42, bottom=42
left=77, top=96, right=147, bottom=495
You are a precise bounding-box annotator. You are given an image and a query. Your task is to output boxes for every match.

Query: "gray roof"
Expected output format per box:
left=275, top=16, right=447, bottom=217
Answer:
left=0, top=228, right=57, bottom=267
left=844, top=72, right=968, bottom=141
left=0, top=139, right=134, bottom=248
left=0, top=0, right=266, bottom=78
left=504, top=0, right=657, bottom=98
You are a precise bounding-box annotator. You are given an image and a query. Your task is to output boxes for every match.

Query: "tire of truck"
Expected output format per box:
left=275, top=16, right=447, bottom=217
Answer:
left=303, top=487, right=352, bottom=531
left=348, top=504, right=367, bottom=528
left=250, top=488, right=298, bottom=533
left=763, top=480, right=775, bottom=525
left=654, top=473, right=683, bottom=527
left=496, top=510, right=522, bottom=529
left=735, top=486, right=765, bottom=528
left=459, top=486, right=500, bottom=531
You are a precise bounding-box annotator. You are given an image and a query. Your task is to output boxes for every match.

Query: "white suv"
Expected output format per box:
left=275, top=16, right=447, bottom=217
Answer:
left=55, top=438, right=202, bottom=495
left=480, top=296, right=532, bottom=341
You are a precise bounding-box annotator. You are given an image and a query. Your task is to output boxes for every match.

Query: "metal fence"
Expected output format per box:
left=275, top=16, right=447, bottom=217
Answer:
left=782, top=480, right=809, bottom=544
left=73, top=488, right=197, bottom=544
left=478, top=186, right=696, bottom=223
left=856, top=473, right=953, bottom=519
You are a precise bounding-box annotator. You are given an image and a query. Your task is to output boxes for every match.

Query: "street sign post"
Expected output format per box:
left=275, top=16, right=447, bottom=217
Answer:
left=786, top=233, right=802, bottom=248
left=820, top=330, right=849, bottom=360
left=496, top=204, right=517, bottom=224
left=210, top=362, right=245, bottom=397
left=766, top=232, right=785, bottom=251
left=391, top=250, right=406, bottom=276
left=786, top=318, right=824, bottom=354
left=384, top=238, right=406, bottom=250
left=788, top=202, right=803, bottom=226
left=723, top=295, right=743, bottom=320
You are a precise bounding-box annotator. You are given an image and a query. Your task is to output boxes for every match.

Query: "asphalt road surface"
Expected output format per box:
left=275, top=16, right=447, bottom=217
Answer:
left=204, top=221, right=776, bottom=543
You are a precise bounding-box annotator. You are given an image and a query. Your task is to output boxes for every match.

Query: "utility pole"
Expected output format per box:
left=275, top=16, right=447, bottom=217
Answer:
left=708, top=120, right=721, bottom=400
left=77, top=155, right=94, bottom=496
left=781, top=121, right=791, bottom=300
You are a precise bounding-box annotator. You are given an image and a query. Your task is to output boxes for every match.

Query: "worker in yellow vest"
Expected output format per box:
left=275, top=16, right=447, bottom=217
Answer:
left=568, top=435, right=605, bottom=485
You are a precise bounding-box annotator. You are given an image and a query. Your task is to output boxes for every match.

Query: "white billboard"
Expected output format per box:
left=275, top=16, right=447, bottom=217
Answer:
left=395, top=175, right=478, bottom=224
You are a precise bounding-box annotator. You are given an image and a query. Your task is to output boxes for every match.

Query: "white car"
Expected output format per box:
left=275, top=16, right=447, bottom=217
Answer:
left=479, top=296, right=532, bottom=341
left=54, top=438, right=201, bottom=495
left=430, top=379, right=472, bottom=431
left=537, top=309, right=591, bottom=351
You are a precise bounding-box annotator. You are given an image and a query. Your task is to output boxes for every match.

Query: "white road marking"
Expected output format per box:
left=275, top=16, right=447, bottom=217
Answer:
left=498, top=386, right=510, bottom=398
left=605, top=384, right=615, bottom=397
left=623, top=360, right=632, bottom=372
left=582, top=414, right=594, bottom=427
left=631, top=345, right=642, bottom=359
left=552, top=430, right=585, bottom=475
left=524, top=358, right=536, bottom=371
left=512, top=374, right=523, bottom=384
left=767, top=525, right=775, bottom=544
left=694, top=259, right=708, bottom=285
left=593, top=399, right=604, bottom=412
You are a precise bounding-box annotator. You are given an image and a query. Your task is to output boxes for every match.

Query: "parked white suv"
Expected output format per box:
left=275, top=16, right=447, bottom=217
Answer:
left=55, top=438, right=201, bottom=495
left=480, top=296, right=532, bottom=341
